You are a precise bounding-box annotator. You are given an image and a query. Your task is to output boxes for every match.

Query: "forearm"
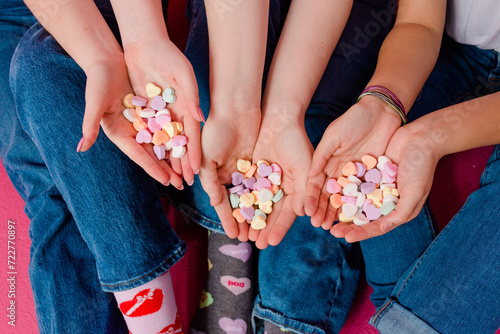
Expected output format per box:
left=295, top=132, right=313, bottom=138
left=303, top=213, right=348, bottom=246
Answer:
left=24, top=0, right=123, bottom=73
left=415, top=92, right=500, bottom=157
left=366, top=0, right=446, bottom=111
left=263, top=0, right=353, bottom=116
left=205, top=0, right=269, bottom=108
left=109, top=0, right=169, bottom=48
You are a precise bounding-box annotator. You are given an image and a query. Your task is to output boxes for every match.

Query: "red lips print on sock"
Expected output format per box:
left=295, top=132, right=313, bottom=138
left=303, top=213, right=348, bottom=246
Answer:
left=158, top=313, right=182, bottom=334
left=119, top=288, right=164, bottom=317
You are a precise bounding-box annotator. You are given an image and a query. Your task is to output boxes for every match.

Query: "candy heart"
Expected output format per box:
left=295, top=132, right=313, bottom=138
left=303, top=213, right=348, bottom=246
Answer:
left=355, top=162, right=367, bottom=178
left=146, top=82, right=162, bottom=98
left=361, top=154, right=377, bottom=170
left=123, top=93, right=134, bottom=108
left=267, top=172, right=281, bottom=185
left=155, top=115, right=172, bottom=127
left=220, top=276, right=251, bottom=296
left=252, top=216, right=267, bottom=230
left=148, top=118, right=162, bottom=133
left=231, top=172, right=245, bottom=186
left=136, top=129, right=152, bottom=144
left=199, top=290, right=213, bottom=308
left=170, top=135, right=188, bottom=147
left=156, top=108, right=171, bottom=117
left=342, top=183, right=358, bottom=197
left=326, top=179, right=341, bottom=194
left=152, top=130, right=170, bottom=146
left=258, top=188, right=273, bottom=203
left=271, top=163, right=282, bottom=173
left=342, top=203, right=358, bottom=218
left=364, top=204, right=381, bottom=221
left=360, top=182, right=377, bottom=194
left=365, top=169, right=382, bottom=184
left=153, top=145, right=166, bottom=160
left=162, top=88, right=176, bottom=104
left=232, top=208, right=246, bottom=223
left=133, top=118, right=148, bottom=132
left=123, top=108, right=136, bottom=122
left=240, top=206, right=255, bottom=220
left=119, top=288, right=164, bottom=317
left=151, top=95, right=167, bottom=110
left=272, top=189, right=284, bottom=203
left=377, top=155, right=392, bottom=171
left=140, top=107, right=155, bottom=118
left=218, top=318, right=247, bottom=334
left=132, top=95, right=147, bottom=107
left=257, top=163, right=273, bottom=177
left=171, top=145, right=186, bottom=159
left=237, top=159, right=251, bottom=173
left=353, top=213, right=370, bottom=226
left=219, top=243, right=252, bottom=262
left=254, top=178, right=271, bottom=191
left=229, top=194, right=240, bottom=208
left=242, top=177, right=256, bottom=189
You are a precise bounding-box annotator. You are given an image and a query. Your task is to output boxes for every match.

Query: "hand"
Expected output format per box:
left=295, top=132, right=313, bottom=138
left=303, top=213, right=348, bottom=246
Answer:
left=80, top=54, right=184, bottom=188
left=250, top=108, right=313, bottom=249
left=198, top=106, right=261, bottom=240
left=305, top=96, right=401, bottom=230
left=331, top=122, right=441, bottom=242
left=123, top=38, right=204, bottom=185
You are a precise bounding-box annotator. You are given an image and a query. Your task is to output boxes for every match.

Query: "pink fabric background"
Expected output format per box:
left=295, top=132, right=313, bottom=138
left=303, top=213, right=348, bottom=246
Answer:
left=0, top=1, right=498, bottom=332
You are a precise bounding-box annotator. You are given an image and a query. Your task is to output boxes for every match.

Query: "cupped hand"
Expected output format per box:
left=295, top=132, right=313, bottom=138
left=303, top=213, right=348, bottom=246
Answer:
left=331, top=122, right=441, bottom=242
left=250, top=108, right=313, bottom=249
left=123, top=38, right=203, bottom=185
left=305, top=96, right=402, bottom=230
left=80, top=54, right=184, bottom=188
left=198, top=106, right=261, bottom=240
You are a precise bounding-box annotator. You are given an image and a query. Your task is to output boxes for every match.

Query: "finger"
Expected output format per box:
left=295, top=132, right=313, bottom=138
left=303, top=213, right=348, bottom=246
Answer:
left=379, top=195, right=427, bottom=233
left=184, top=113, right=201, bottom=174
left=320, top=203, right=337, bottom=230
left=305, top=172, right=325, bottom=217
left=199, top=161, right=239, bottom=238
left=267, top=196, right=297, bottom=247
left=308, top=125, right=340, bottom=177
left=175, top=67, right=203, bottom=123
left=292, top=164, right=310, bottom=217
left=180, top=153, right=194, bottom=186
left=310, top=186, right=330, bottom=227
left=237, top=223, right=249, bottom=242
left=79, top=81, right=108, bottom=151
left=330, top=222, right=358, bottom=239
left=248, top=225, right=260, bottom=242
left=170, top=154, right=183, bottom=175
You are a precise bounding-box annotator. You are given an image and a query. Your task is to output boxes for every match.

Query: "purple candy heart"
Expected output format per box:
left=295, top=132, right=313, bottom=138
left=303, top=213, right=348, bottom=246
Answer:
left=240, top=206, right=255, bottom=220
left=236, top=189, right=250, bottom=196
left=255, top=178, right=271, bottom=191
left=153, top=145, right=166, bottom=160
left=360, top=182, right=376, bottom=194
left=355, top=162, right=366, bottom=178
left=131, top=95, right=147, bottom=107
left=229, top=185, right=244, bottom=194
left=365, top=169, right=382, bottom=184
left=257, top=163, right=273, bottom=177
left=135, top=129, right=152, bottom=144
left=242, top=177, right=256, bottom=190
left=151, top=95, right=167, bottom=111
left=231, top=172, right=245, bottom=186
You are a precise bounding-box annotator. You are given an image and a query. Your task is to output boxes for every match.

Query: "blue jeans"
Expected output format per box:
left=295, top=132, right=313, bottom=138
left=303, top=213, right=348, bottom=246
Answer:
left=165, top=0, right=397, bottom=333
left=4, top=1, right=185, bottom=333
left=362, top=34, right=500, bottom=333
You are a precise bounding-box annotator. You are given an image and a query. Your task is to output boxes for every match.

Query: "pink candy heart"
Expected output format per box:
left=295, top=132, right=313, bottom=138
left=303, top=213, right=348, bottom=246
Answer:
left=170, top=135, right=188, bottom=147
left=326, top=179, right=341, bottom=194
left=154, top=145, right=166, bottom=160
left=155, top=115, right=172, bottom=127
left=240, top=206, right=255, bottom=220
left=220, top=276, right=251, bottom=296
left=254, top=178, right=271, bottom=191
left=148, top=118, right=162, bottom=133
left=365, top=169, right=382, bottom=184
left=257, top=163, right=273, bottom=177
left=364, top=204, right=381, bottom=220
left=218, top=318, right=247, bottom=334
left=218, top=243, right=252, bottom=262
left=136, top=129, right=152, bottom=144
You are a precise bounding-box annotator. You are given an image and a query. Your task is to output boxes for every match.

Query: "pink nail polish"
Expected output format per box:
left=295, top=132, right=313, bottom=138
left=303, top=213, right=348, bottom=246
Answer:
left=198, top=108, right=206, bottom=123
left=76, top=137, right=85, bottom=153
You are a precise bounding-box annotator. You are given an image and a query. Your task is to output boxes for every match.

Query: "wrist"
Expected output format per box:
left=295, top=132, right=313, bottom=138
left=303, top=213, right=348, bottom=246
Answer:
left=81, top=50, right=125, bottom=76
left=210, top=83, right=262, bottom=113
left=356, top=95, right=403, bottom=128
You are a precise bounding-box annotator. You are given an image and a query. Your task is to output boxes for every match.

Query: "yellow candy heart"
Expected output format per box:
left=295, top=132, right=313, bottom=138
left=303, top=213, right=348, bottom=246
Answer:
left=259, top=201, right=273, bottom=214
left=146, top=82, right=162, bottom=98
left=251, top=216, right=266, bottom=230
left=122, top=93, right=134, bottom=108
left=239, top=193, right=255, bottom=208
left=163, top=123, right=179, bottom=138
left=237, top=159, right=251, bottom=173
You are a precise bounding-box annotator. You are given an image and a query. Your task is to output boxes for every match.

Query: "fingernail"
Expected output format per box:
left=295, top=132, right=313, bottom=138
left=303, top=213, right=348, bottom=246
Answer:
left=194, top=169, right=200, bottom=175
left=382, top=222, right=394, bottom=232
left=163, top=181, right=170, bottom=186
left=187, top=179, right=194, bottom=186
left=177, top=185, right=184, bottom=191
left=76, top=137, right=85, bottom=153
left=198, top=108, right=206, bottom=123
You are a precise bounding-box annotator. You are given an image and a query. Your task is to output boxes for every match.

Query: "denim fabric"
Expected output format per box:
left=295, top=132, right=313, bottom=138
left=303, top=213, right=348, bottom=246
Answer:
left=166, top=1, right=397, bottom=333
left=5, top=0, right=185, bottom=332
left=365, top=35, right=500, bottom=333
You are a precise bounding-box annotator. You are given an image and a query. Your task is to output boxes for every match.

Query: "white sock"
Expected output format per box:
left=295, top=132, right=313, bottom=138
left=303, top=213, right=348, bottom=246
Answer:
left=114, top=271, right=182, bottom=334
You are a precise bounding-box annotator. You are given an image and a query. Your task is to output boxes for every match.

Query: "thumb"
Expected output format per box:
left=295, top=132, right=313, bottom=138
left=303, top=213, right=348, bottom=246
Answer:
left=78, top=78, right=107, bottom=152
left=308, top=124, right=341, bottom=177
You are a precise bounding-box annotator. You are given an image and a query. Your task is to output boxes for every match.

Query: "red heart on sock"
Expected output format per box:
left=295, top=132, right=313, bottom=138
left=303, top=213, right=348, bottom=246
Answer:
left=119, top=288, right=164, bottom=318
left=158, top=313, right=182, bottom=334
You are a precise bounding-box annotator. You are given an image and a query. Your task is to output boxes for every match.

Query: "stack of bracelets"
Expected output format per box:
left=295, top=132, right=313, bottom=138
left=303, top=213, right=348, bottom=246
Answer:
left=357, top=85, right=407, bottom=125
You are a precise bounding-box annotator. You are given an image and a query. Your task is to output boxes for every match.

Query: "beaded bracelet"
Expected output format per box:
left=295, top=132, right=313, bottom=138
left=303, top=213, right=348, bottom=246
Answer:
left=357, top=85, right=407, bottom=125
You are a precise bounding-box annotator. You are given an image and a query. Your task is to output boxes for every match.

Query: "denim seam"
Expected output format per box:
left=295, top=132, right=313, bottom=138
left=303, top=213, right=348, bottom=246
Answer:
left=176, top=201, right=224, bottom=231
left=481, top=145, right=500, bottom=186
left=371, top=298, right=393, bottom=326
left=391, top=194, right=474, bottom=301
left=257, top=314, right=313, bottom=334
left=100, top=243, right=186, bottom=289
left=324, top=255, right=348, bottom=333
